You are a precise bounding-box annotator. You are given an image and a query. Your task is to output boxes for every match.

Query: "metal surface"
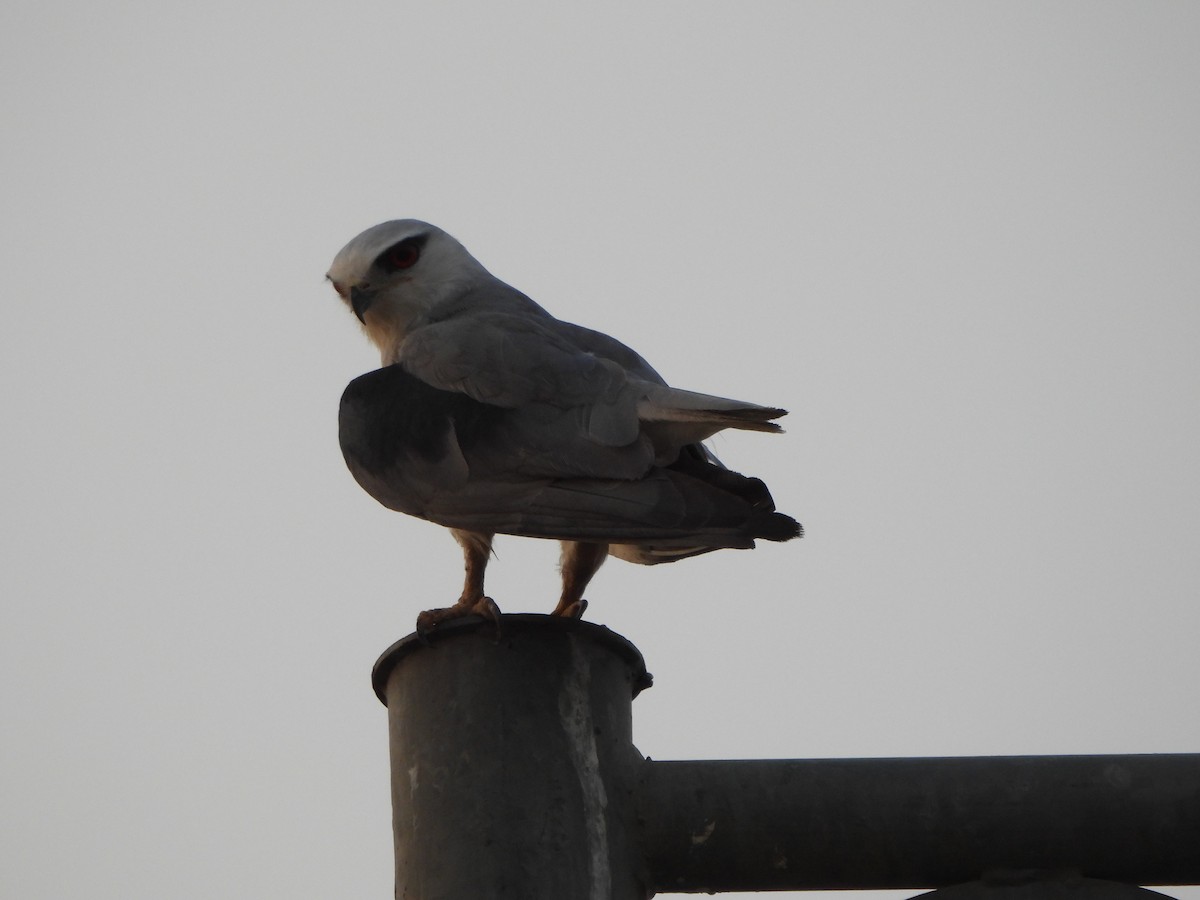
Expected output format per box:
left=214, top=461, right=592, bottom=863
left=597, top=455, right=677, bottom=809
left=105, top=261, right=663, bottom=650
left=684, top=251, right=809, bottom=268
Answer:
left=640, top=755, right=1200, bottom=893
left=372, top=613, right=652, bottom=705
left=375, top=618, right=1200, bottom=897
left=376, top=615, right=652, bottom=900
left=913, top=875, right=1179, bottom=900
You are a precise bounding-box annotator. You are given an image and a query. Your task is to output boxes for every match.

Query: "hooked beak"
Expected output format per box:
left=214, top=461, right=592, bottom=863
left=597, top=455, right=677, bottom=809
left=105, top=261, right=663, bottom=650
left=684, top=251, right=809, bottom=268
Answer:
left=349, top=286, right=374, bottom=323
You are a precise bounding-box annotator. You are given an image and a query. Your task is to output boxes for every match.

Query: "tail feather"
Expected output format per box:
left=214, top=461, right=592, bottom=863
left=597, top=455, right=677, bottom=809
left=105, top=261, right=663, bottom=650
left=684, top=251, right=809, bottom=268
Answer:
left=637, top=384, right=787, bottom=434
left=644, top=406, right=784, bottom=434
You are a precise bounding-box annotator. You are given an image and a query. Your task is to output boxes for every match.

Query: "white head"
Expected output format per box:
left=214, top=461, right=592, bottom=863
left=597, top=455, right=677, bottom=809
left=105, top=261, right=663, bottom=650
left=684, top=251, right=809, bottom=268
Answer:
left=327, top=219, right=490, bottom=358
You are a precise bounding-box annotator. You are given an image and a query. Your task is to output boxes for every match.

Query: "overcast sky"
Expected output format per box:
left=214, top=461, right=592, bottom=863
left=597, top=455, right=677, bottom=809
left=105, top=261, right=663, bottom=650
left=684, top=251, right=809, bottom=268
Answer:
left=3, top=3, right=1198, bottom=899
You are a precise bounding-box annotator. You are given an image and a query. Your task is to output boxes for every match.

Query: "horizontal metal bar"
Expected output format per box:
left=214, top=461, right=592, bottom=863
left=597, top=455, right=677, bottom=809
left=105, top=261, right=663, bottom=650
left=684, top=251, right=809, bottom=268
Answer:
left=640, top=754, right=1200, bottom=893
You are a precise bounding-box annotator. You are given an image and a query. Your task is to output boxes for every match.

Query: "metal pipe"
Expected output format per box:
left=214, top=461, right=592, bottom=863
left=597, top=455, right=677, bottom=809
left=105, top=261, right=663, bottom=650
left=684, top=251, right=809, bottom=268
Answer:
left=640, top=754, right=1200, bottom=893
left=375, top=617, right=1200, bottom=897
left=373, top=615, right=652, bottom=900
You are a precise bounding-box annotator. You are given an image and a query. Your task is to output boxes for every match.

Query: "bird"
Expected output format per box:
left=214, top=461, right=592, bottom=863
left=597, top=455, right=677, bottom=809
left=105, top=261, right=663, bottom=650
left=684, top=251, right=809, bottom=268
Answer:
left=328, top=219, right=801, bottom=635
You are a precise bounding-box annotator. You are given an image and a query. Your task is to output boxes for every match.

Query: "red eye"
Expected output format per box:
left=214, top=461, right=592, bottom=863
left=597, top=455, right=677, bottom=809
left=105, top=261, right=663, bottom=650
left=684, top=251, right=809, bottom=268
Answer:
left=379, top=238, right=423, bottom=273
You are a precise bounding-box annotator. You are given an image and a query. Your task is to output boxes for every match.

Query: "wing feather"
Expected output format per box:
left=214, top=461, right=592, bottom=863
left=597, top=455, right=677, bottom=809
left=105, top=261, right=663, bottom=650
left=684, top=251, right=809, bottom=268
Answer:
left=338, top=365, right=800, bottom=558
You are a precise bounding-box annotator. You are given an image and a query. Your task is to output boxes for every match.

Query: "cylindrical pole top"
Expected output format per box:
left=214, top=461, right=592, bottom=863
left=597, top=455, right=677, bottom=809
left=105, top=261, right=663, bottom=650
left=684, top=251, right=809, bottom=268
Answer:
left=375, top=614, right=653, bottom=900
left=372, top=614, right=652, bottom=705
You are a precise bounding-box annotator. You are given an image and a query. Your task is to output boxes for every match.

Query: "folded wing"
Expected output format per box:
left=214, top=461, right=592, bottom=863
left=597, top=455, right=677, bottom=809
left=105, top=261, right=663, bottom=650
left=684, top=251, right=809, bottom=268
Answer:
left=338, top=365, right=800, bottom=556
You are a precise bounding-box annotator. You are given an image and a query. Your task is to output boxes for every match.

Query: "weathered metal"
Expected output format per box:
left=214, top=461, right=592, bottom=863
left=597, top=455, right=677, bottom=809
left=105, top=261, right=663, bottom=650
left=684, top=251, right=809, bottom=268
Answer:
left=913, top=875, right=1179, bottom=900
left=640, top=754, right=1200, bottom=893
left=374, top=616, right=1200, bottom=898
left=373, top=615, right=652, bottom=900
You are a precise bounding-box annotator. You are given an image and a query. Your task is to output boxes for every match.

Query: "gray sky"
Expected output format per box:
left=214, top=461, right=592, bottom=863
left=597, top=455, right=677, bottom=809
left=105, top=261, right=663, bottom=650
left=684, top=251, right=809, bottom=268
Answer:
left=3, top=2, right=1198, bottom=898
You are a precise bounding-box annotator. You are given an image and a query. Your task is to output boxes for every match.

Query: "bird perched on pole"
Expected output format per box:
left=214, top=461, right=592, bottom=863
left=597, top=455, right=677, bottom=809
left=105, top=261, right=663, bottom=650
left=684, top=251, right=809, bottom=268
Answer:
left=328, top=220, right=801, bottom=635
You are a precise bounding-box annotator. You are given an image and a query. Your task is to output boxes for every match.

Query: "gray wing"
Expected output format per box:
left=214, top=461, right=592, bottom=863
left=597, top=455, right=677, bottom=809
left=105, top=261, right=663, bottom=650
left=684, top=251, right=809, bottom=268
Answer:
left=338, top=365, right=800, bottom=550
left=399, top=297, right=787, bottom=469
left=400, top=309, right=647, bottom=449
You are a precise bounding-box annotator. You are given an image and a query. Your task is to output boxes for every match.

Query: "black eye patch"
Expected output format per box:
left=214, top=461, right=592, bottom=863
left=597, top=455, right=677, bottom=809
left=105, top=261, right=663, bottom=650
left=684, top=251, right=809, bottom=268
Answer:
left=376, top=235, right=427, bottom=273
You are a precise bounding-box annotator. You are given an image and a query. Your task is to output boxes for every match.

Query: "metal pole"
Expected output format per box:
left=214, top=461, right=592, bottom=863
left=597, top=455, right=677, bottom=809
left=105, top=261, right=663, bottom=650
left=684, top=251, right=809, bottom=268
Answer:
left=640, top=755, right=1200, bottom=893
left=373, top=615, right=653, bottom=900
left=374, top=617, right=1200, bottom=897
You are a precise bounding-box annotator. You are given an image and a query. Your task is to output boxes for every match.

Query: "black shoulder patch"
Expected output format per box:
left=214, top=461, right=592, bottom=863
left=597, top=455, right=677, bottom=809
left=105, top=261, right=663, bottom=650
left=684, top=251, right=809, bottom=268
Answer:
left=339, top=365, right=504, bottom=474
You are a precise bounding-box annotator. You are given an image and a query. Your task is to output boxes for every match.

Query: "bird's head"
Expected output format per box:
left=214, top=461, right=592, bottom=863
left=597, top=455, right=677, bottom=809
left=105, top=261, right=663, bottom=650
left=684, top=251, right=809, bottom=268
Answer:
left=327, top=219, right=489, bottom=360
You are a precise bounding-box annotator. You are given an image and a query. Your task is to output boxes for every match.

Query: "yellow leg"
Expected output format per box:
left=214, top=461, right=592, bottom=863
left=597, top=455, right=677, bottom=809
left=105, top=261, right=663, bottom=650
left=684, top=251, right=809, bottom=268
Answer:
left=415, top=530, right=501, bottom=637
left=551, top=541, right=608, bottom=619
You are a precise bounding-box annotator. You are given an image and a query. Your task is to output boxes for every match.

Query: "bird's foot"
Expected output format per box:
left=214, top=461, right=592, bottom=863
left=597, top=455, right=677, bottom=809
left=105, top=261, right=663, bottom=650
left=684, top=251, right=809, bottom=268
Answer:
left=551, top=598, right=588, bottom=620
left=416, top=596, right=502, bottom=643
